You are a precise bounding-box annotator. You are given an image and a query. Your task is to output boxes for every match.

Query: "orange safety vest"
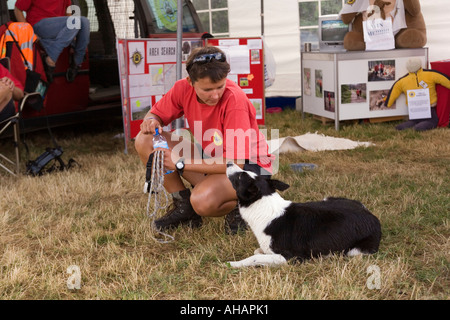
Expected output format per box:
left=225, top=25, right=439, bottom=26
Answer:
left=0, top=22, right=37, bottom=70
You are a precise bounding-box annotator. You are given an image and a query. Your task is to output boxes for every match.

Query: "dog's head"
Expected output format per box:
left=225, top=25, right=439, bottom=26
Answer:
left=226, top=162, right=290, bottom=207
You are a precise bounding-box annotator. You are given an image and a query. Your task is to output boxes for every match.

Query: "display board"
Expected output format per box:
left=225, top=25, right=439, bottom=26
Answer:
left=117, top=37, right=203, bottom=151
left=301, top=48, right=429, bottom=130
left=206, top=37, right=266, bottom=126
left=117, top=37, right=266, bottom=152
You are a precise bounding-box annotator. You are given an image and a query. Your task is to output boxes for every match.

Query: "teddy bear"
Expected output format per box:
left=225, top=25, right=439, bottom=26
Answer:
left=339, top=0, right=427, bottom=51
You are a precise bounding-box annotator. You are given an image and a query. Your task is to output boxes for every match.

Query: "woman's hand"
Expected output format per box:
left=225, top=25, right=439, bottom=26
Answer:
left=154, top=147, right=176, bottom=171
left=140, top=116, right=163, bottom=135
left=0, top=77, right=15, bottom=92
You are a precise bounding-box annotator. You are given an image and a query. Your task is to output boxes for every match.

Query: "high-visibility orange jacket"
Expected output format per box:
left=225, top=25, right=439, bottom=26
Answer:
left=0, top=22, right=38, bottom=70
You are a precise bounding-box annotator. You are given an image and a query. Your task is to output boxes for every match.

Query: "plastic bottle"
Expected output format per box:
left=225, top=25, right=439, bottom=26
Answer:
left=152, top=128, right=173, bottom=174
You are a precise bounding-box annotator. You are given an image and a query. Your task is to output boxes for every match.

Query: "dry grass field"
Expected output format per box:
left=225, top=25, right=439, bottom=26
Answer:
left=0, top=110, right=449, bottom=300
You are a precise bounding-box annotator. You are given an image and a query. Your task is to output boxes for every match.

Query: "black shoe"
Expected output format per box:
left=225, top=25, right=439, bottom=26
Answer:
left=225, top=206, right=247, bottom=235
left=154, top=189, right=202, bottom=231
left=42, top=54, right=55, bottom=83
left=66, top=64, right=80, bottom=83
left=44, top=63, right=55, bottom=83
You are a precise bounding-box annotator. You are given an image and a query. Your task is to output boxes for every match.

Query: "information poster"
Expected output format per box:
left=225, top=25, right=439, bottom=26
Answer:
left=117, top=38, right=203, bottom=150
left=118, top=37, right=265, bottom=152
left=407, top=88, right=431, bottom=120
left=207, top=37, right=266, bottom=125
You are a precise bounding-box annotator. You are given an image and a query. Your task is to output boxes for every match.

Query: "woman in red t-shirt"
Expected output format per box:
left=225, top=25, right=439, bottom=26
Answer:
left=135, top=46, right=274, bottom=234
left=0, top=64, right=24, bottom=121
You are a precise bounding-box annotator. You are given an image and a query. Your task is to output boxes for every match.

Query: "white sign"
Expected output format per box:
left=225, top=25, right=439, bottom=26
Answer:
left=147, top=40, right=177, bottom=63
left=363, top=17, right=395, bottom=51
left=220, top=45, right=250, bottom=75
left=407, top=89, right=431, bottom=120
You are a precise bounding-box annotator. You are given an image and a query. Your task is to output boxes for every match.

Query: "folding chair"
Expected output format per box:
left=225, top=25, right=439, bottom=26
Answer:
left=0, top=57, right=41, bottom=175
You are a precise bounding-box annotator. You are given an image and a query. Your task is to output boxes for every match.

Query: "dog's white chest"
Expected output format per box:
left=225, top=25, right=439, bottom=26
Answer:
left=240, top=193, right=291, bottom=254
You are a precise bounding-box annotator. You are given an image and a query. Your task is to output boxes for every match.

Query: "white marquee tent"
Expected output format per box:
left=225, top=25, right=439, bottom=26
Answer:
left=228, top=0, right=450, bottom=98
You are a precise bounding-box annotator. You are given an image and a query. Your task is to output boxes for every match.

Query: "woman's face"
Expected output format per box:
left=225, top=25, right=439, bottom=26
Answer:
left=188, top=76, right=227, bottom=106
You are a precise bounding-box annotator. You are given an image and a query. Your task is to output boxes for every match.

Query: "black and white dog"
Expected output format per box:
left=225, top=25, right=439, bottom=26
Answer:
left=226, top=163, right=381, bottom=268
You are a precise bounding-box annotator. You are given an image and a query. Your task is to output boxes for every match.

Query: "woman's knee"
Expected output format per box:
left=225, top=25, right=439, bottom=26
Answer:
left=190, top=190, right=212, bottom=216
left=190, top=185, right=236, bottom=217
left=134, top=133, right=153, bottom=162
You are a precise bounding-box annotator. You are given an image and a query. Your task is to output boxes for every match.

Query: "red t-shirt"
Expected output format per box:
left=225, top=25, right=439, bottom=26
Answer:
left=151, top=78, right=273, bottom=173
left=0, top=64, right=24, bottom=91
left=15, top=0, right=72, bottom=26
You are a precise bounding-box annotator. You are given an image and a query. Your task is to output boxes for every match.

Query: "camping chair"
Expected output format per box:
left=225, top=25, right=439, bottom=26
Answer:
left=0, top=57, right=41, bottom=175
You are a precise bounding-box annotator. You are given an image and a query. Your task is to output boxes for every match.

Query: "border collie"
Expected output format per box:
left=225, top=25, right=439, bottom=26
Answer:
left=226, top=163, right=381, bottom=268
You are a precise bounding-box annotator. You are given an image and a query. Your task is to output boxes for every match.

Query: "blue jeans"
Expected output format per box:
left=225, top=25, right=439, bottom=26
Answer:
left=33, top=16, right=90, bottom=66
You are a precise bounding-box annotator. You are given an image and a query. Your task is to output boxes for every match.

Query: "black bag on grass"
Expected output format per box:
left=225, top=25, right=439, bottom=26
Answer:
left=26, top=147, right=79, bottom=176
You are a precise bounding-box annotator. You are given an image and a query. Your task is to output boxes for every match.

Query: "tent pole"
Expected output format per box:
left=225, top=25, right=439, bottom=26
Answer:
left=176, top=0, right=183, bottom=80
left=174, top=0, right=184, bottom=131
left=261, top=0, right=264, bottom=36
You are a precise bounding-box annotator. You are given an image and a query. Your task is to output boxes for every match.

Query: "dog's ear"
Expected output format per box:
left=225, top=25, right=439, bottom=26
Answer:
left=269, top=179, right=290, bottom=191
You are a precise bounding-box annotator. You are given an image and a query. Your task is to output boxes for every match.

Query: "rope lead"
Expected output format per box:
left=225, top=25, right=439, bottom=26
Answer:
left=145, top=150, right=175, bottom=243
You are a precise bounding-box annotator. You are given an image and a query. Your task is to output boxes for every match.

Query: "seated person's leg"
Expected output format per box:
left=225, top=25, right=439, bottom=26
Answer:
left=0, top=82, right=14, bottom=120
left=34, top=17, right=84, bottom=67
left=0, top=99, right=16, bottom=122
left=66, top=17, right=90, bottom=82
left=73, top=16, right=90, bottom=66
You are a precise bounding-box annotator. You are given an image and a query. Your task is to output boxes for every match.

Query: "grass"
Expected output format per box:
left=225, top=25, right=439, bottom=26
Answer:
left=0, top=110, right=449, bottom=300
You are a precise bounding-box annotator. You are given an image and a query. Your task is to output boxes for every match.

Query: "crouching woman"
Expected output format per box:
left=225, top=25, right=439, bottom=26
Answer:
left=135, top=46, right=273, bottom=234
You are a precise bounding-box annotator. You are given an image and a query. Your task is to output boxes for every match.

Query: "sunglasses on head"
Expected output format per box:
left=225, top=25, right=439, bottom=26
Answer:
left=192, top=52, right=226, bottom=63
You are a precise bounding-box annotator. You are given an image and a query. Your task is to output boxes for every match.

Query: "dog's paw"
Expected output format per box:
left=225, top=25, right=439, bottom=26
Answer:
left=227, top=261, right=242, bottom=268
left=254, top=248, right=265, bottom=255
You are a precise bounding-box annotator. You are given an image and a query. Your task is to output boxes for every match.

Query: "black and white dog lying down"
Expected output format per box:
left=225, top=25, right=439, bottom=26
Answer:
left=226, top=162, right=381, bottom=268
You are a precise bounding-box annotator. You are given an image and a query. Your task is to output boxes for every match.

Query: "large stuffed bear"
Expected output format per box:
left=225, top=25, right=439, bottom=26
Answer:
left=340, top=0, right=427, bottom=51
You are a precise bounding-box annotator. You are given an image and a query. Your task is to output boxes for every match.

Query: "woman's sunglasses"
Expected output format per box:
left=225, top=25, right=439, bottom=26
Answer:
left=192, top=52, right=226, bottom=63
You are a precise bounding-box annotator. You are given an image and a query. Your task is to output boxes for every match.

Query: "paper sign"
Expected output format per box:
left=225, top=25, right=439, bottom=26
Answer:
left=407, top=89, right=431, bottom=120
left=147, top=40, right=177, bottom=63
left=129, top=74, right=151, bottom=98
left=225, top=46, right=250, bottom=74
left=363, top=18, right=395, bottom=51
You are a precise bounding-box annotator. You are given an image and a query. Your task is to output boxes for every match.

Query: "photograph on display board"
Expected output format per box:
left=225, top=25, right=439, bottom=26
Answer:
left=303, top=68, right=311, bottom=96
left=250, top=49, right=261, bottom=64
left=131, top=96, right=151, bottom=120
left=250, top=99, right=263, bottom=119
left=182, top=40, right=203, bottom=60
left=368, top=60, right=396, bottom=82
left=240, top=77, right=249, bottom=86
left=341, top=83, right=367, bottom=104
left=315, top=70, right=323, bottom=98
left=369, top=90, right=395, bottom=111
left=324, top=91, right=335, bottom=112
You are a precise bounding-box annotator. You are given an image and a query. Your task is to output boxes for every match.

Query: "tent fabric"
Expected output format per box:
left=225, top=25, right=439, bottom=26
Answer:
left=227, top=0, right=450, bottom=98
